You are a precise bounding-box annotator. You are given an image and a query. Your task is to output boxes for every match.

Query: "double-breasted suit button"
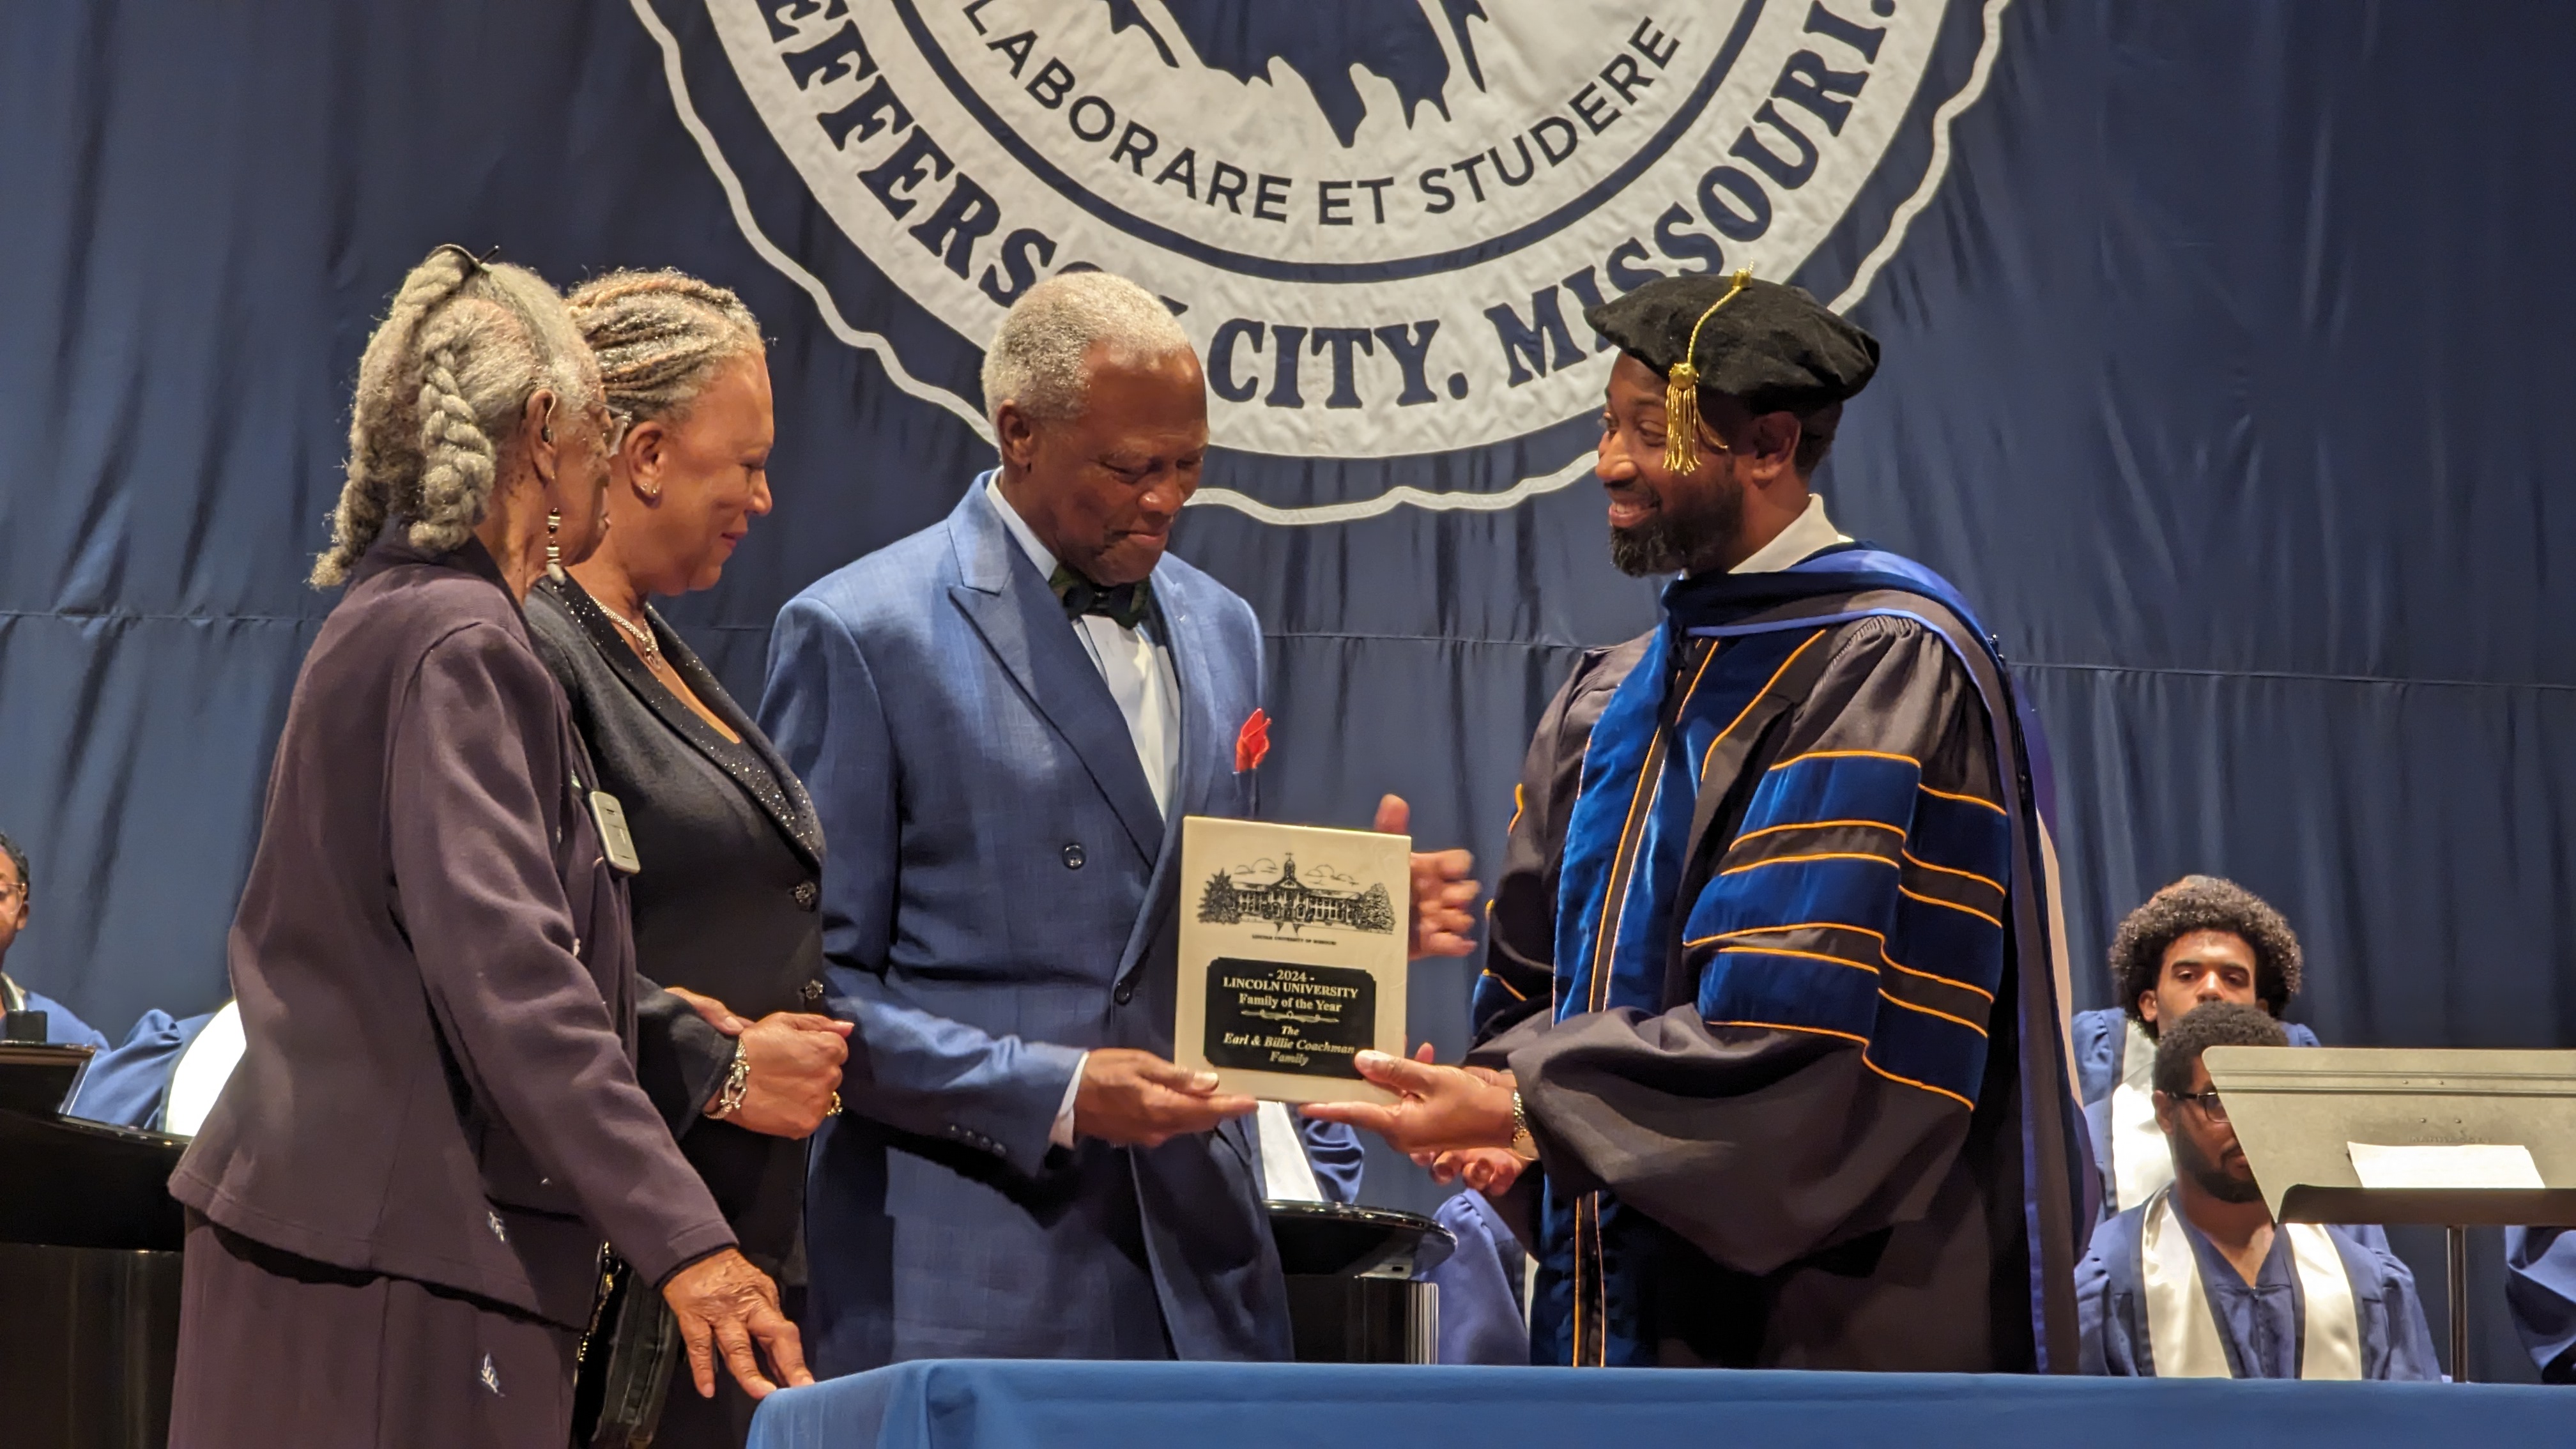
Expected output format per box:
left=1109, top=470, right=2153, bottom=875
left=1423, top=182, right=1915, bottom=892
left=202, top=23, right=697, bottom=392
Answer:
left=793, top=880, right=819, bottom=910
left=1062, top=843, right=1085, bottom=870
left=1113, top=981, right=1134, bottom=1006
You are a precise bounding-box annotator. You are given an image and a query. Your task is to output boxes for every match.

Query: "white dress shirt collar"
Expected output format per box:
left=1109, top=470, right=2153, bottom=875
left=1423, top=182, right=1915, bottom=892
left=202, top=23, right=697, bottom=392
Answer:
left=1729, top=494, right=1852, bottom=576
left=987, top=473, right=1064, bottom=580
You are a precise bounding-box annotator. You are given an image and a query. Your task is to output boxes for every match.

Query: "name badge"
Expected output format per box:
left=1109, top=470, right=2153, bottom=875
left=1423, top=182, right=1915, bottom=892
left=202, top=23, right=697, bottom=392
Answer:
left=590, top=790, right=642, bottom=875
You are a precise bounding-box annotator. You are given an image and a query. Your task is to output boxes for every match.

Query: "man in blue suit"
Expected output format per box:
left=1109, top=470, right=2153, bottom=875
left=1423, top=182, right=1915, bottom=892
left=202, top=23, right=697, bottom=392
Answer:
left=762, top=271, right=1475, bottom=1373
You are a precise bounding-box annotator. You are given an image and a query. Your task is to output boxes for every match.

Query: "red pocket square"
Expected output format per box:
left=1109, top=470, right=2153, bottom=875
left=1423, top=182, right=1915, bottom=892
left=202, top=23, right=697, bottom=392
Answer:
left=1234, top=709, right=1271, bottom=774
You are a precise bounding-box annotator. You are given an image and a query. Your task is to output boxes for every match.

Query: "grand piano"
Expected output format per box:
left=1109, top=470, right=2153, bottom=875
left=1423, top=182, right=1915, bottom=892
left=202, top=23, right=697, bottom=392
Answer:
left=0, top=1041, right=187, bottom=1449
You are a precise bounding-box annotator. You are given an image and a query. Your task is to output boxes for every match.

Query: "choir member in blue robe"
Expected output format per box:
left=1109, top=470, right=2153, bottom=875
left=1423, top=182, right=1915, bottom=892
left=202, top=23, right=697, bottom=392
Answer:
left=66, top=1007, right=219, bottom=1129
left=2076, top=1003, right=2439, bottom=1380
left=1425, top=1189, right=1533, bottom=1365
left=1309, top=273, right=2092, bottom=1371
left=2072, top=877, right=2318, bottom=1219
left=2506, top=1227, right=2576, bottom=1383
left=0, top=830, right=108, bottom=1050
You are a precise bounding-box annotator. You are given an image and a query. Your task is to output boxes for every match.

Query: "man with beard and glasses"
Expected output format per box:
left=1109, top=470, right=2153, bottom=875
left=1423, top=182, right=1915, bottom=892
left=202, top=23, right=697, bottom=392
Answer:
left=1306, top=272, right=2091, bottom=1372
left=2075, top=1004, right=2438, bottom=1379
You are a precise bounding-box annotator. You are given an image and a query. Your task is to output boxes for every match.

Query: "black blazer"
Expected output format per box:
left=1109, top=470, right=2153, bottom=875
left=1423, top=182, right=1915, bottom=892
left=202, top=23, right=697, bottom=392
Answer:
left=171, top=534, right=733, bottom=1328
left=525, top=575, right=825, bottom=1270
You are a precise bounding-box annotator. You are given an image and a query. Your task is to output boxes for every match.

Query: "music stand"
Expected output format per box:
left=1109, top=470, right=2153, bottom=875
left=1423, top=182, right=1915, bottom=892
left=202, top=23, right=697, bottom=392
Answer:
left=2204, top=1045, right=2576, bottom=1383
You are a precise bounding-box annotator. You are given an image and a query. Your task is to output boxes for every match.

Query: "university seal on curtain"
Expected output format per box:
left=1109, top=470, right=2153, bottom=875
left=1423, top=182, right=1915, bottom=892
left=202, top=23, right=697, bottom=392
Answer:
left=652, top=0, right=2002, bottom=512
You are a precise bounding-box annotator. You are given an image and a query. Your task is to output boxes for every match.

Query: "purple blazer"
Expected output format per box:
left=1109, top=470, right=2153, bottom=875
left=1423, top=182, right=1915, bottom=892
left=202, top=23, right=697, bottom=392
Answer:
left=170, top=532, right=733, bottom=1329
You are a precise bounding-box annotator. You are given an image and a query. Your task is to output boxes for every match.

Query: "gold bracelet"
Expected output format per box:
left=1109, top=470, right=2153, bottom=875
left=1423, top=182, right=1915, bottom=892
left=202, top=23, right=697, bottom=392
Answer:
left=1509, top=1091, right=1539, bottom=1161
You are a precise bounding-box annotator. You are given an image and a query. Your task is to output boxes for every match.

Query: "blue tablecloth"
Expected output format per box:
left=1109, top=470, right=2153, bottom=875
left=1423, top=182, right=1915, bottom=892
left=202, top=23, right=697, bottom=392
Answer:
left=745, top=1360, right=2570, bottom=1449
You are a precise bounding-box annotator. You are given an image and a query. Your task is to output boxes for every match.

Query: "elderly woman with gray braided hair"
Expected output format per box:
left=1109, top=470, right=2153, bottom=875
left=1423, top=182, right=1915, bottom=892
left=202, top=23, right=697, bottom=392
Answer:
left=166, top=245, right=809, bottom=1448
left=521, top=268, right=847, bottom=1448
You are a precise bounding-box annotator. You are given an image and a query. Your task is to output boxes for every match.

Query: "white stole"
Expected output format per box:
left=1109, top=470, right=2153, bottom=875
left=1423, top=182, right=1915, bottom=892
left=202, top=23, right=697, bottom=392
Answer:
left=162, top=998, right=245, bottom=1138
left=1254, top=1100, right=1324, bottom=1202
left=2138, top=1185, right=2363, bottom=1379
left=2110, top=1018, right=2174, bottom=1211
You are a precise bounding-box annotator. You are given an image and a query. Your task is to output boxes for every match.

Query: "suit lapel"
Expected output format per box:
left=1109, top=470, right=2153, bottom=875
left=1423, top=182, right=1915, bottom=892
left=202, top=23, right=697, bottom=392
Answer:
left=1161, top=581, right=1229, bottom=831
left=549, top=578, right=823, bottom=870
left=664, top=640, right=825, bottom=868
left=1112, top=575, right=1230, bottom=976
left=947, top=484, right=1165, bottom=863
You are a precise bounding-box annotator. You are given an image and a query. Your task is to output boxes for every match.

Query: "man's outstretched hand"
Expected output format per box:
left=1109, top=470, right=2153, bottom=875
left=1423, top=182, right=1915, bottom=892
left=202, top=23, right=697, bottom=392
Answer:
left=1376, top=795, right=1478, bottom=959
left=1301, top=1045, right=1519, bottom=1157
left=1421, top=1146, right=1531, bottom=1196
left=1074, top=1048, right=1257, bottom=1148
left=662, top=1247, right=811, bottom=1401
left=1396, top=1044, right=1530, bottom=1195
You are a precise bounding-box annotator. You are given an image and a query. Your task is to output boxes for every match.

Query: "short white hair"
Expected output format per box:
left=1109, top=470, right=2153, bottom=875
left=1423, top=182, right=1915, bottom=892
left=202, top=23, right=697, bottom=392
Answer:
left=980, top=270, right=1191, bottom=429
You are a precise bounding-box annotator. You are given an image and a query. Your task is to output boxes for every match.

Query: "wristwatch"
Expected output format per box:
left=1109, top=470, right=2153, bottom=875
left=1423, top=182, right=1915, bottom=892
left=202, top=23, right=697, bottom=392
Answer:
left=1508, top=1091, right=1539, bottom=1161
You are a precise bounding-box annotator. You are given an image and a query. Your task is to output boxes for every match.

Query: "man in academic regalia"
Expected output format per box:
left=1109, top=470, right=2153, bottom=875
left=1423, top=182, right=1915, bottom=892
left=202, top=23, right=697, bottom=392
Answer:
left=1308, top=272, right=2092, bottom=1371
left=2076, top=877, right=2322, bottom=1220
left=2076, top=1003, right=2439, bottom=1379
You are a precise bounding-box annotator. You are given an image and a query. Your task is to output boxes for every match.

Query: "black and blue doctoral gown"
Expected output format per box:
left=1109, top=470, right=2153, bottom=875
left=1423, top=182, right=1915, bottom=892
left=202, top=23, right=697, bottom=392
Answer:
left=2077, top=1200, right=2441, bottom=1379
left=1473, top=546, right=2092, bottom=1370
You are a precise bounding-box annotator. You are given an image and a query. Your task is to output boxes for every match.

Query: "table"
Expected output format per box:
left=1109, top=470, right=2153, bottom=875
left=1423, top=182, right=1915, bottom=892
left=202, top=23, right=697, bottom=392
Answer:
left=744, top=1359, right=2571, bottom=1449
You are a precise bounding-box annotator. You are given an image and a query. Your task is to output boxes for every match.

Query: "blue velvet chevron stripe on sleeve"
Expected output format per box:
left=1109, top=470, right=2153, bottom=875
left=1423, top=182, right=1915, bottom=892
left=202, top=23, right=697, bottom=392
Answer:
left=1550, top=626, right=1830, bottom=1029
left=1684, top=744, right=2009, bottom=1109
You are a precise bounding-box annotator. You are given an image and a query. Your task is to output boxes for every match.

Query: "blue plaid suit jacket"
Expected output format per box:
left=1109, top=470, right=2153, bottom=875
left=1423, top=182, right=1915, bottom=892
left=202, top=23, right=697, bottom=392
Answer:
left=762, top=479, right=1299, bottom=1372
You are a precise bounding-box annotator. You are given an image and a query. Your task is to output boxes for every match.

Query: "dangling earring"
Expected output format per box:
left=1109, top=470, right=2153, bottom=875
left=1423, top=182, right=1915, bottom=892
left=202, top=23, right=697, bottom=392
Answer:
left=545, top=509, right=565, bottom=582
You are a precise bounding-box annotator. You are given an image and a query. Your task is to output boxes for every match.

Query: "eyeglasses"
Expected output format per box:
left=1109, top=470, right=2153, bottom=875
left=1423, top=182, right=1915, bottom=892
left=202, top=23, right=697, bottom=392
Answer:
left=0, top=881, right=20, bottom=905
left=2174, top=1089, right=2229, bottom=1124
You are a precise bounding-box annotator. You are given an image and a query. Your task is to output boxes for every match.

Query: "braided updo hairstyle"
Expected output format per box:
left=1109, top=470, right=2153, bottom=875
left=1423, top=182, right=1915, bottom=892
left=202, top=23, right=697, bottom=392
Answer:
left=312, top=247, right=601, bottom=587
left=564, top=269, right=763, bottom=431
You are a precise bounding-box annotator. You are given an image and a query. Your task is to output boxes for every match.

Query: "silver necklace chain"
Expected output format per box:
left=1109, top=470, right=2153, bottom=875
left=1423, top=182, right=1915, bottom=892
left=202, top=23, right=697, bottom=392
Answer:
left=602, top=600, right=663, bottom=662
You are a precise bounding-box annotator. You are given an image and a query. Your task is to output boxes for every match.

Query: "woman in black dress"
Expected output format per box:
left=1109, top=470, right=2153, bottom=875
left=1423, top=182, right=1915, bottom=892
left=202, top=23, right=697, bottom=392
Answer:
left=524, top=270, right=845, bottom=1448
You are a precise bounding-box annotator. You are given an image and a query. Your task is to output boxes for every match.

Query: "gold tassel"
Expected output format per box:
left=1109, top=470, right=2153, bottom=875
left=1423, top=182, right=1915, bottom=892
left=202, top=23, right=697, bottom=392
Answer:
left=1662, top=360, right=1701, bottom=476
left=1662, top=268, right=1754, bottom=475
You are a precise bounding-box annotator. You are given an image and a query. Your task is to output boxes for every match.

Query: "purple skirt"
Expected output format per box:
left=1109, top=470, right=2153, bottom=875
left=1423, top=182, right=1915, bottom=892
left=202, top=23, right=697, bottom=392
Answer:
left=168, top=1215, right=579, bottom=1448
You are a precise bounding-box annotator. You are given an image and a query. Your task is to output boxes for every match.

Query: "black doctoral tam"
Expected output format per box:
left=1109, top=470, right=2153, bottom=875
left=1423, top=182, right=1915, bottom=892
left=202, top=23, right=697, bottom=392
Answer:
left=1586, top=273, right=1881, bottom=418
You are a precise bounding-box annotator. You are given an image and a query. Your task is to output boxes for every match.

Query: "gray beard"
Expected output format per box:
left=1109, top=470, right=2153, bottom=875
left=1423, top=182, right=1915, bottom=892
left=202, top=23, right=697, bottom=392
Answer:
left=1607, top=465, right=1745, bottom=578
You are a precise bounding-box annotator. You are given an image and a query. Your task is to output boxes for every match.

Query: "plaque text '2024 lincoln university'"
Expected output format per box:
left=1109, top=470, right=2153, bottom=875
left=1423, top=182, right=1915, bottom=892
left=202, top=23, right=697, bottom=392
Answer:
left=1176, top=816, right=1409, bottom=1105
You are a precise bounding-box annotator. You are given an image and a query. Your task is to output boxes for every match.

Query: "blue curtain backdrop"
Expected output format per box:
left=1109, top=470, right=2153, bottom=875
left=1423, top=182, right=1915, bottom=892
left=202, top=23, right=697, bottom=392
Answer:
left=2, top=1, right=2569, bottom=1379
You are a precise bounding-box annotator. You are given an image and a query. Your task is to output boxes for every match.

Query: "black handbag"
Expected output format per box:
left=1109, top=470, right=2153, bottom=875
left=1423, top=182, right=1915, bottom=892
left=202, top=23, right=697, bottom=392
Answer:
left=571, top=1251, right=680, bottom=1447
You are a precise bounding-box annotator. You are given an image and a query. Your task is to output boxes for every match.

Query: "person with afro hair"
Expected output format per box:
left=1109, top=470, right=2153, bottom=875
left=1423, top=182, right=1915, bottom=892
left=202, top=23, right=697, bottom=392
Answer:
left=2073, top=877, right=2323, bottom=1220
